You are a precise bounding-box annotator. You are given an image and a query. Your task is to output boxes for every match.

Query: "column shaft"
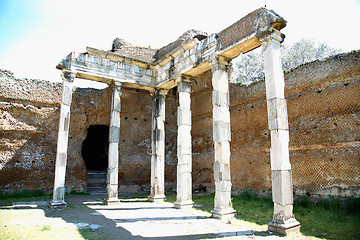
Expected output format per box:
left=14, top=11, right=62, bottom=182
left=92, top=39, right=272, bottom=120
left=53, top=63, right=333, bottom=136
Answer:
left=261, top=29, right=300, bottom=235
left=210, top=57, right=235, bottom=220
left=105, top=84, right=122, bottom=205
left=51, top=71, right=75, bottom=207
left=175, top=80, right=193, bottom=209
left=148, top=90, right=167, bottom=202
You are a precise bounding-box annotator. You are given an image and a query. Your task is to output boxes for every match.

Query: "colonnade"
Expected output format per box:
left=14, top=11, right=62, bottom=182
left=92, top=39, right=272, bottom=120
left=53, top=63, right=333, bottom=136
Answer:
left=51, top=29, right=299, bottom=234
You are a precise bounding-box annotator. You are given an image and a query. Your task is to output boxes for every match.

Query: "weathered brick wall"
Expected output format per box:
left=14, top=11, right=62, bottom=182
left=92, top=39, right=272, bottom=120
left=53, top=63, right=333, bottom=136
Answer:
left=0, top=72, right=177, bottom=192
left=1, top=50, right=359, bottom=197
left=191, top=50, right=360, bottom=197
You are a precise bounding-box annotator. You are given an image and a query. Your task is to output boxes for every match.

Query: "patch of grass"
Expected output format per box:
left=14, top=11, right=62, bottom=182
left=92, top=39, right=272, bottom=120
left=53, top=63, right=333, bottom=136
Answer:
left=232, top=191, right=273, bottom=226
left=79, top=228, right=107, bottom=240
left=169, top=192, right=360, bottom=240
left=294, top=197, right=360, bottom=240
left=0, top=190, right=48, bottom=200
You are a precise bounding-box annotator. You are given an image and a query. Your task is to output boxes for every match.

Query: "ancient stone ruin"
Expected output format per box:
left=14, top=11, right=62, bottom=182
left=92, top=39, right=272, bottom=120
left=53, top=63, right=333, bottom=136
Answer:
left=1, top=8, right=359, bottom=235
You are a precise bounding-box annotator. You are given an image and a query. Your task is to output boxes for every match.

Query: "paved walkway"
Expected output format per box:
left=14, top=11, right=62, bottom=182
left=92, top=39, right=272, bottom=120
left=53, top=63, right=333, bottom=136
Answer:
left=10, top=196, right=285, bottom=239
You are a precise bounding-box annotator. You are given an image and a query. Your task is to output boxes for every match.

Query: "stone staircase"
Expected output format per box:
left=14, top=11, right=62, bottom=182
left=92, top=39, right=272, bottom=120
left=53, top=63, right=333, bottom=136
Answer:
left=87, top=170, right=107, bottom=195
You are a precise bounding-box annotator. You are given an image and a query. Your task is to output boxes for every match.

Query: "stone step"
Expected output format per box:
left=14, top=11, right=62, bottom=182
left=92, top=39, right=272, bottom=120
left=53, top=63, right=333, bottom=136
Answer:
left=87, top=170, right=107, bottom=194
left=87, top=177, right=107, bottom=183
left=87, top=171, right=107, bottom=176
left=88, top=182, right=106, bottom=188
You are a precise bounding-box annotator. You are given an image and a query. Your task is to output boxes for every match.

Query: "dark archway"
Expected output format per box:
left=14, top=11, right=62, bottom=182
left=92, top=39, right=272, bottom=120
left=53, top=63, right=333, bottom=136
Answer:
left=81, top=125, right=109, bottom=170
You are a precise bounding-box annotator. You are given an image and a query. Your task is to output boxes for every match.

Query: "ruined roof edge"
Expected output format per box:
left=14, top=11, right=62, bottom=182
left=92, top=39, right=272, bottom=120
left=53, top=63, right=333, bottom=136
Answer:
left=217, top=8, right=286, bottom=49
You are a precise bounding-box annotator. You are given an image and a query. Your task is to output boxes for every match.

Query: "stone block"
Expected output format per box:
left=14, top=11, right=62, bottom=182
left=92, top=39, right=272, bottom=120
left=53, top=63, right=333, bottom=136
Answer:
left=178, top=92, right=191, bottom=108
left=213, top=162, right=231, bottom=181
left=267, top=98, right=288, bottom=130
left=213, top=121, right=231, bottom=142
left=56, top=152, right=67, bottom=167
left=155, top=117, right=165, bottom=130
left=54, top=166, right=66, bottom=187
left=153, top=129, right=165, bottom=141
left=178, top=81, right=191, bottom=93
left=155, top=140, right=165, bottom=156
left=214, top=141, right=230, bottom=164
left=263, top=42, right=285, bottom=100
left=271, top=170, right=293, bottom=206
left=108, top=142, right=119, bottom=165
left=106, top=184, right=119, bottom=199
left=57, top=131, right=69, bottom=153
left=213, top=106, right=230, bottom=123
left=212, top=91, right=229, bottom=107
left=270, top=130, right=291, bottom=170
left=53, top=186, right=65, bottom=201
left=62, top=84, right=73, bottom=106
left=109, top=126, right=120, bottom=142
left=111, top=92, right=121, bottom=112
left=178, top=154, right=191, bottom=165
left=107, top=167, right=119, bottom=185
left=177, top=163, right=192, bottom=174
left=177, top=144, right=192, bottom=156
left=214, top=185, right=232, bottom=210
left=177, top=108, right=191, bottom=126
left=110, top=111, right=121, bottom=127
left=211, top=71, right=229, bottom=93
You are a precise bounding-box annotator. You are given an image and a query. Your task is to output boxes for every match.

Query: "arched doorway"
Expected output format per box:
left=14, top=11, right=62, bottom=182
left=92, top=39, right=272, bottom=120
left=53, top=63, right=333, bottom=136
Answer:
left=81, top=125, right=109, bottom=170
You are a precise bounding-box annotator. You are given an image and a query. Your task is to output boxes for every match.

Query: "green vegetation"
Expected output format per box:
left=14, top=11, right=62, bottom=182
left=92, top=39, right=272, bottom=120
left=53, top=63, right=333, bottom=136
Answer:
left=0, top=190, right=48, bottom=199
left=168, top=192, right=360, bottom=240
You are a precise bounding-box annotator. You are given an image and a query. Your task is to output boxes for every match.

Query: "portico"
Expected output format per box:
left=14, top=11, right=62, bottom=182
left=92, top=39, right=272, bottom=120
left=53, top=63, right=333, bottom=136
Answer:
left=52, top=7, right=300, bottom=235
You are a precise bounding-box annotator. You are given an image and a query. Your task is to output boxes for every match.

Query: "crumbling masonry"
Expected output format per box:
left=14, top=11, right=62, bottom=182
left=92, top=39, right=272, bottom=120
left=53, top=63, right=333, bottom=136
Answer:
left=52, top=8, right=300, bottom=234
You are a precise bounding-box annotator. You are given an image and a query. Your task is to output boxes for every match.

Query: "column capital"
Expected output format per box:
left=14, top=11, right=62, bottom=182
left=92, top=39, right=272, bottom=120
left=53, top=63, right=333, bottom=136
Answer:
left=110, top=82, right=123, bottom=92
left=176, top=75, right=193, bottom=83
left=150, top=88, right=169, bottom=97
left=258, top=28, right=285, bottom=47
left=209, top=56, right=231, bottom=72
left=62, top=71, right=76, bottom=82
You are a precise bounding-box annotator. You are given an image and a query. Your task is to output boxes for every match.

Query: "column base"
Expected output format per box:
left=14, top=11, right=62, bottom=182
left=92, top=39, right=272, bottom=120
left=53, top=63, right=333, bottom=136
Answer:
left=268, top=218, right=301, bottom=236
left=148, top=194, right=166, bottom=202
left=104, top=197, right=120, bottom=206
left=211, top=208, right=236, bottom=221
left=174, top=200, right=194, bottom=209
left=50, top=200, right=66, bottom=209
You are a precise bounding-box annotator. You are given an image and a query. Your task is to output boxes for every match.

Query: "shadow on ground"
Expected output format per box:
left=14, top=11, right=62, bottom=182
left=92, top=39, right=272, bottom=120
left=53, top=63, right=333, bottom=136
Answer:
left=1, top=194, right=280, bottom=239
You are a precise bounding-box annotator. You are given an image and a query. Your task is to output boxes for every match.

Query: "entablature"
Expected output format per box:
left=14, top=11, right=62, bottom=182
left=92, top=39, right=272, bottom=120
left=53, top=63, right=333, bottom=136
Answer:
left=56, top=7, right=286, bottom=93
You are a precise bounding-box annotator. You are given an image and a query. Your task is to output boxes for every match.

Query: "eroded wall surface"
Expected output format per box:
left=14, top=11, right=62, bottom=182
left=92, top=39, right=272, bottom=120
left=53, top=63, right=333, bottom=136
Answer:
left=0, top=72, right=177, bottom=192
left=191, top=51, right=360, bottom=196
left=0, top=50, right=359, bottom=197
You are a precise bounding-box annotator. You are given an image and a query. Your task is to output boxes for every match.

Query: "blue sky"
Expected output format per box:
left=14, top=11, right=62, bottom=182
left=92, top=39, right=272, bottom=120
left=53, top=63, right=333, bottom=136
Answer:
left=0, top=0, right=359, bottom=83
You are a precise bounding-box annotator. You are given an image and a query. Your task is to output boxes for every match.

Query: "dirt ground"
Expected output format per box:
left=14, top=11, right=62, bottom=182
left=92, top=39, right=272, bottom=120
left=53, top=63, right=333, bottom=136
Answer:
left=0, top=194, right=320, bottom=240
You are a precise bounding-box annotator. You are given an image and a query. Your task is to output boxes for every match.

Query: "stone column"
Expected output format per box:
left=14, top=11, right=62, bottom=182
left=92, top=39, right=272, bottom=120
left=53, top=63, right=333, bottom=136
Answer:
left=51, top=71, right=76, bottom=208
left=174, top=78, right=194, bottom=209
left=260, top=29, right=300, bottom=235
left=210, top=57, right=236, bottom=220
left=105, top=83, right=122, bottom=205
left=148, top=89, right=167, bottom=202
